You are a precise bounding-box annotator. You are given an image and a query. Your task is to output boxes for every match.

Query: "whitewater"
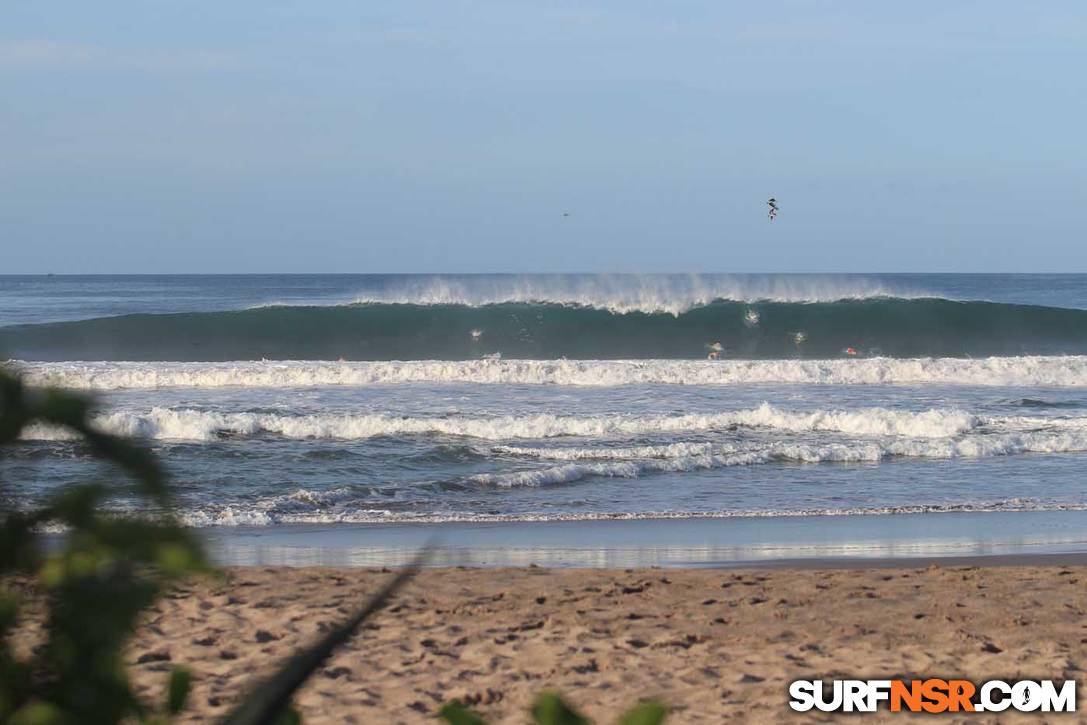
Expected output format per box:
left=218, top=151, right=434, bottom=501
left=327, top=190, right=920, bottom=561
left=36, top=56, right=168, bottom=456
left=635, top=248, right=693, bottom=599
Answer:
left=17, top=356, right=1087, bottom=390
left=5, top=273, right=1087, bottom=528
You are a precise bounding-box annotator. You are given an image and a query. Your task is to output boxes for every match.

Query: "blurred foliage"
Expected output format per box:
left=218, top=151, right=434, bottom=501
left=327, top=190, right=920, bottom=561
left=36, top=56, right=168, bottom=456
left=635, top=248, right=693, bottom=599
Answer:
left=0, top=366, right=207, bottom=723
left=441, top=693, right=667, bottom=725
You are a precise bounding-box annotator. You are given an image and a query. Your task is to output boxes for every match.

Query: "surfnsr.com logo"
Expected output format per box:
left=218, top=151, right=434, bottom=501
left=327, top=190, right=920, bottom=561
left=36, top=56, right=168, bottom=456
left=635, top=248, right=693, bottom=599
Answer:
left=789, top=679, right=1076, bottom=713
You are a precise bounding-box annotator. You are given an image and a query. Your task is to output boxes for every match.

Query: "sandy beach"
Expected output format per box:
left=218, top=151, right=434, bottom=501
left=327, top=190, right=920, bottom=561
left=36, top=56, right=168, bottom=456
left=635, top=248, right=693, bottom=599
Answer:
left=16, top=561, right=1086, bottom=723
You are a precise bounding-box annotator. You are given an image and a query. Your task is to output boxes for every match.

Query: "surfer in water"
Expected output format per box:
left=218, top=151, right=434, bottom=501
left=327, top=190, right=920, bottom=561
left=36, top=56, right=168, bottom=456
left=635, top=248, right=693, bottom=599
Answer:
left=767, top=198, right=779, bottom=221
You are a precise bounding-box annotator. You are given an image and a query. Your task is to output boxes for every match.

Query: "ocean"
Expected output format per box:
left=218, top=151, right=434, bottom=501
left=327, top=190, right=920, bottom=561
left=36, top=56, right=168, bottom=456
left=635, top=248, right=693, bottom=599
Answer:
left=3, top=273, right=1087, bottom=548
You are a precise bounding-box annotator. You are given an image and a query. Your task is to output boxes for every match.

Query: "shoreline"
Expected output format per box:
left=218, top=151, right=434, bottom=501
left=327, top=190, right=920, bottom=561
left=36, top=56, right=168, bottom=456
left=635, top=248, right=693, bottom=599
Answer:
left=203, top=509, right=1087, bottom=568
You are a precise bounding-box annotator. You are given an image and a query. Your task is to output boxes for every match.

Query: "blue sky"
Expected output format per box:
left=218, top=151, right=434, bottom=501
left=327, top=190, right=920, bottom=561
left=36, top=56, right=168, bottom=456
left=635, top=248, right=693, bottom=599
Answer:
left=2, top=1, right=1085, bottom=273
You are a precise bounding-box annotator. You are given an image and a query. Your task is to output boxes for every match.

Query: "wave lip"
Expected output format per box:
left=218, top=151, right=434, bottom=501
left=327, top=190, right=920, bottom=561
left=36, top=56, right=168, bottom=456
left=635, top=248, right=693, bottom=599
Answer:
left=332, top=273, right=924, bottom=314
left=17, top=356, right=1087, bottom=389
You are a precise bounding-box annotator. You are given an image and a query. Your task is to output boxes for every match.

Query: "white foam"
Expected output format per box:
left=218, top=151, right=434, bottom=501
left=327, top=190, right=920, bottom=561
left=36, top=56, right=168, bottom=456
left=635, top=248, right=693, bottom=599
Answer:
left=471, top=451, right=772, bottom=488
left=16, top=356, right=1087, bottom=390
left=17, top=403, right=994, bottom=442
left=176, top=498, right=1087, bottom=527
left=480, top=431, right=1087, bottom=487
left=491, top=441, right=723, bottom=460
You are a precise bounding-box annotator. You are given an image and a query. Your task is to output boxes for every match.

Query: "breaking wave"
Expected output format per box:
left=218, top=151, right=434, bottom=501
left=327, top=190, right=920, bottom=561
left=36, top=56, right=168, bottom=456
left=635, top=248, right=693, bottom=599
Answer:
left=18, top=403, right=996, bottom=442
left=5, top=297, right=1087, bottom=361
left=471, top=431, right=1087, bottom=487
left=19, top=403, right=1087, bottom=447
left=15, top=356, right=1087, bottom=390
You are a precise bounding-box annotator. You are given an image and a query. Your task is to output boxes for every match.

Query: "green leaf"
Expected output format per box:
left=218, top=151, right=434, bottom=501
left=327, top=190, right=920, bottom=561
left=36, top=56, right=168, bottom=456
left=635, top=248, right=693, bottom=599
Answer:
left=531, top=693, right=590, bottom=725
left=156, top=542, right=200, bottom=577
left=8, top=702, right=65, bottom=725
left=439, top=700, right=487, bottom=725
left=272, top=706, right=302, bottom=725
left=0, top=592, right=19, bottom=633
left=167, top=667, right=193, bottom=714
left=0, top=371, right=28, bottom=443
left=617, top=701, right=667, bottom=725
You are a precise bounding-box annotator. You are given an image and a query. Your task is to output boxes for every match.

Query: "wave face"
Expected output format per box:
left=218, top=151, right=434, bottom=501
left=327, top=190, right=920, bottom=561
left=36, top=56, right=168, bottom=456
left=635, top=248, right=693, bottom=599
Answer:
left=5, top=298, right=1087, bottom=361
left=18, top=356, right=1087, bottom=389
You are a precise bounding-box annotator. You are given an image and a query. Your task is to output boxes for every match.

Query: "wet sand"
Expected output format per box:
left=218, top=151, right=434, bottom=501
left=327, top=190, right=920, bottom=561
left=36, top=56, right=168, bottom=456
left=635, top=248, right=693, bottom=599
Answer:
left=205, top=510, right=1087, bottom=568
left=74, top=561, right=1087, bottom=722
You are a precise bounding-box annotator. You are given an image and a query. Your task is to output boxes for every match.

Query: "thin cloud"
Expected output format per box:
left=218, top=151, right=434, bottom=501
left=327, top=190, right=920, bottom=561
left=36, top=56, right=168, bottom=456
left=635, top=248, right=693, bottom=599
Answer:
left=0, top=39, right=242, bottom=72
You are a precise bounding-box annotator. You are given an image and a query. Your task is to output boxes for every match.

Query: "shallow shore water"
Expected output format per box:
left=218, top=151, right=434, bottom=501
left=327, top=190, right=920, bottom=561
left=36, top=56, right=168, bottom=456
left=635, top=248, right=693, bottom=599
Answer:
left=204, top=510, right=1087, bottom=568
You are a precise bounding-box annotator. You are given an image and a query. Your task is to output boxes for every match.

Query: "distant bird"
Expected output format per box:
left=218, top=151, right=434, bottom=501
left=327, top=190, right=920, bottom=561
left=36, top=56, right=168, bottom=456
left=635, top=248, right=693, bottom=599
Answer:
left=563, top=212, right=570, bottom=217
left=767, top=198, right=779, bottom=221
